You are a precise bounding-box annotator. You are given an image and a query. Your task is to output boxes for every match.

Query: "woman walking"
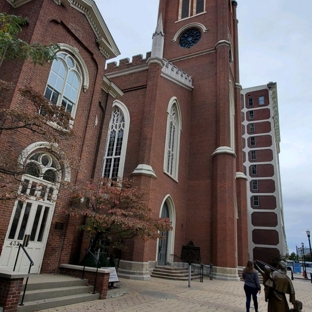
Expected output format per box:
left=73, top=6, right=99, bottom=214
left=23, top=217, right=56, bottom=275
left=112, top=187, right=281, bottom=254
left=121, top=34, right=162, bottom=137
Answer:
left=243, top=260, right=261, bottom=312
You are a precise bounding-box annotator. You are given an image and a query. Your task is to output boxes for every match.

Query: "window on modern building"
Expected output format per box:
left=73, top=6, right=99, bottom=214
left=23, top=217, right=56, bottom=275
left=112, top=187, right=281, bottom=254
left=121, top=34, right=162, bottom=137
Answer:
left=249, top=123, right=255, bottom=132
left=164, top=98, right=181, bottom=180
left=249, top=110, right=254, bottom=119
left=251, top=165, right=257, bottom=175
left=259, top=96, right=265, bottom=105
left=179, top=0, right=205, bottom=19
left=250, top=137, right=256, bottom=146
left=248, top=97, right=253, bottom=106
left=252, top=180, right=258, bottom=190
left=44, top=52, right=82, bottom=118
left=103, top=102, right=130, bottom=180
left=253, top=195, right=259, bottom=206
left=251, top=150, right=256, bottom=160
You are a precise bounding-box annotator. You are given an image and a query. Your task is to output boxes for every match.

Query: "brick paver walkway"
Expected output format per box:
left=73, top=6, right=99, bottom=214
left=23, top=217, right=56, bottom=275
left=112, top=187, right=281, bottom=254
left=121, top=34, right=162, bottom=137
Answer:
left=40, top=275, right=312, bottom=312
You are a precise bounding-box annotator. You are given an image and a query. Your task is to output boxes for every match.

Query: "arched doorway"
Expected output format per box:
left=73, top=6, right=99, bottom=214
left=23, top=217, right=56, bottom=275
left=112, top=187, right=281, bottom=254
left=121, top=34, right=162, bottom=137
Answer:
left=158, top=202, right=169, bottom=265
left=0, top=152, right=61, bottom=273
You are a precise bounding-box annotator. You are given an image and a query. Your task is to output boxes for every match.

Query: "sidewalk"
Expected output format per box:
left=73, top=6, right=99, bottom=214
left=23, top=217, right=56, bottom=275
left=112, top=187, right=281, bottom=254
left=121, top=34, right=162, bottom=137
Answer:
left=40, top=274, right=312, bottom=312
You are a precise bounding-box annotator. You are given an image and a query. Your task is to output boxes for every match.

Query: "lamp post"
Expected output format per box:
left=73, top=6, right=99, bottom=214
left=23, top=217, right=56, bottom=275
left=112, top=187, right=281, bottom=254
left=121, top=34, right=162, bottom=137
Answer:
left=306, top=230, right=312, bottom=261
left=302, top=242, right=307, bottom=278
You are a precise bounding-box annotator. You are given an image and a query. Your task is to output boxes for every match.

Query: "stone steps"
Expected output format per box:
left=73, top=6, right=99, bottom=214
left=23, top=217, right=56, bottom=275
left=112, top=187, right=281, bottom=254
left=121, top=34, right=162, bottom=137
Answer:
left=17, top=275, right=99, bottom=312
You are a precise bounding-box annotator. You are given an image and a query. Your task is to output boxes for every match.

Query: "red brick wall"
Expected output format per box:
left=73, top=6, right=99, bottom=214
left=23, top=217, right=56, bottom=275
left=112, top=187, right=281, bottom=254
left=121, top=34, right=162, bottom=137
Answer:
left=249, top=149, right=273, bottom=162
left=252, top=229, right=279, bottom=245
left=244, top=89, right=269, bottom=108
left=106, top=0, right=247, bottom=268
left=247, top=121, right=271, bottom=135
left=249, top=164, right=274, bottom=177
left=251, top=195, right=276, bottom=210
left=248, top=135, right=272, bottom=148
left=0, top=1, right=108, bottom=273
left=250, top=179, right=275, bottom=193
left=0, top=277, right=23, bottom=312
left=251, top=212, right=278, bottom=227
left=246, top=108, right=271, bottom=122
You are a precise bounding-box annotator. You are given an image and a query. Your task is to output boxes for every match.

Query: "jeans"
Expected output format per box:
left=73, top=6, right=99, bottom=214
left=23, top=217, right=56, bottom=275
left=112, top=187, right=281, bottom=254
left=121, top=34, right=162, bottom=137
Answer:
left=244, top=284, right=259, bottom=312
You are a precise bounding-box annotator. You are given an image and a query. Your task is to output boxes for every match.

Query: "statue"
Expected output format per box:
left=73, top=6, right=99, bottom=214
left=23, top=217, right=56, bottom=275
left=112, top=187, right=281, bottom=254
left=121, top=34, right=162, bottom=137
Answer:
left=254, top=260, right=302, bottom=312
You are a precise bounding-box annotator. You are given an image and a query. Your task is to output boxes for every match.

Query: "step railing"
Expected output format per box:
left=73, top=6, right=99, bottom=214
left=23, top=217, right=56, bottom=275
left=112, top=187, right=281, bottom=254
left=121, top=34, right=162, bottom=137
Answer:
left=170, top=253, right=213, bottom=281
left=81, top=249, right=101, bottom=294
left=13, top=240, right=34, bottom=306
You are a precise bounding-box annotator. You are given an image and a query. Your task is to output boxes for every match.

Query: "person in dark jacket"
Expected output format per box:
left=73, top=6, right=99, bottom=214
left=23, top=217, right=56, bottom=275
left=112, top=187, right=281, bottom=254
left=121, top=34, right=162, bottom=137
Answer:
left=243, top=260, right=261, bottom=312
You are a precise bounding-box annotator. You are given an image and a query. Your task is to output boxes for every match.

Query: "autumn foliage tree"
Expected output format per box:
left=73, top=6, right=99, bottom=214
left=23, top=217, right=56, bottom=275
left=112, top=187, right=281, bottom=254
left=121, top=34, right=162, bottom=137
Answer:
left=67, top=178, right=172, bottom=253
left=0, top=13, right=74, bottom=200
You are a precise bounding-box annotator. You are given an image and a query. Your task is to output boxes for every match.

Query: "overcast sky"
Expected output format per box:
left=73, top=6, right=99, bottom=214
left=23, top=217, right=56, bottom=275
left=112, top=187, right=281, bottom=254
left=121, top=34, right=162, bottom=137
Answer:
left=97, top=0, right=312, bottom=255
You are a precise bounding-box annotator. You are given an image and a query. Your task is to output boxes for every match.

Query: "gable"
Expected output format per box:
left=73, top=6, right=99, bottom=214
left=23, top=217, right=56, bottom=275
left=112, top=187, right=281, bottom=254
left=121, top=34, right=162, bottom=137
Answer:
left=6, top=0, right=120, bottom=59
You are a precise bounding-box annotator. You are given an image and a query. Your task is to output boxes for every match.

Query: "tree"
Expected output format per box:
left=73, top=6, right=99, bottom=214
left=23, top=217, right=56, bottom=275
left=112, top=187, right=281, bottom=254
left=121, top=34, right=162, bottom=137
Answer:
left=0, top=13, right=73, bottom=200
left=288, top=252, right=297, bottom=261
left=0, top=13, right=58, bottom=67
left=67, top=178, right=172, bottom=253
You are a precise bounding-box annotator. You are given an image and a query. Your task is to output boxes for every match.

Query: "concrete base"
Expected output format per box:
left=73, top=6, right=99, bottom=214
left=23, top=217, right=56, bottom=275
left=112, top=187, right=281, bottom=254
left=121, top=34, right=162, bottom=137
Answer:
left=117, top=260, right=152, bottom=280
left=213, top=266, right=240, bottom=281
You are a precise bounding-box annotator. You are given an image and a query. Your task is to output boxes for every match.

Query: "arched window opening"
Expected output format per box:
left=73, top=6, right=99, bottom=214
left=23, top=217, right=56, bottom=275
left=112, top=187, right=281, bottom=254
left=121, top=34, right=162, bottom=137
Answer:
left=21, top=152, right=60, bottom=201
left=164, top=99, right=181, bottom=180
left=179, top=0, right=205, bottom=19
left=103, top=102, right=130, bottom=180
left=44, top=52, right=82, bottom=118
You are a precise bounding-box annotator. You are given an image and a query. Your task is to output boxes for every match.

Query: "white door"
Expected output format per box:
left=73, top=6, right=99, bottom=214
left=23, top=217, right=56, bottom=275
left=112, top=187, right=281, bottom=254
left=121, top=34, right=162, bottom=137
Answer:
left=0, top=177, right=56, bottom=273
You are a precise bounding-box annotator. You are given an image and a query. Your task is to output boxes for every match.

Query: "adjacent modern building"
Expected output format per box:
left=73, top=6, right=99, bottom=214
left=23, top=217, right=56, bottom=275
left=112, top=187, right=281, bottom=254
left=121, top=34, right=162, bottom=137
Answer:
left=241, top=83, right=287, bottom=263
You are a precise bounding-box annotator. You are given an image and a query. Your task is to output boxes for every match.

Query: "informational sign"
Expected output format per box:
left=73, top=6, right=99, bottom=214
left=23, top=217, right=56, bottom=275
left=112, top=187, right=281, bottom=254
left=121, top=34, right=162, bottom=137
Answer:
left=107, top=267, right=119, bottom=282
left=293, top=263, right=301, bottom=274
left=180, top=241, right=201, bottom=263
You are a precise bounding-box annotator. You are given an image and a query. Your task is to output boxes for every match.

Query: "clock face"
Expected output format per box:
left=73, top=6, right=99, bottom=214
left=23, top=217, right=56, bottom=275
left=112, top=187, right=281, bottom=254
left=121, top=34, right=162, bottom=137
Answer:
left=179, top=28, right=201, bottom=48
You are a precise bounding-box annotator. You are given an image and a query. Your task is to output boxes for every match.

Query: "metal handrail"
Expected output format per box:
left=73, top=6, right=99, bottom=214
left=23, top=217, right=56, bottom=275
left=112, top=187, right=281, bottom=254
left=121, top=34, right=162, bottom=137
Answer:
left=81, top=248, right=101, bottom=294
left=191, top=262, right=214, bottom=281
left=13, top=243, right=34, bottom=306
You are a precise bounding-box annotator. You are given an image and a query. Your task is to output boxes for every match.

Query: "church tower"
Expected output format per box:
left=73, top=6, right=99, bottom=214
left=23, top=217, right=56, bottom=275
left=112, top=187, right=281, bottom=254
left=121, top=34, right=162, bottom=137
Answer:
left=105, top=0, right=248, bottom=280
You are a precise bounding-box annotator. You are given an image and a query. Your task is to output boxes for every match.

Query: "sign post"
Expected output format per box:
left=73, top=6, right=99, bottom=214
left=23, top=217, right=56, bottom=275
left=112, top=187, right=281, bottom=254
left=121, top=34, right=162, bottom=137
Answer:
left=180, top=241, right=201, bottom=287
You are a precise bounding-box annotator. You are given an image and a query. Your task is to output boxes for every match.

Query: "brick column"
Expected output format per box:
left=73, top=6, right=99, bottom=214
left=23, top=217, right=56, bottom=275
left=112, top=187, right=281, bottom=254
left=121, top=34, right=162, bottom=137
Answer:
left=0, top=271, right=28, bottom=312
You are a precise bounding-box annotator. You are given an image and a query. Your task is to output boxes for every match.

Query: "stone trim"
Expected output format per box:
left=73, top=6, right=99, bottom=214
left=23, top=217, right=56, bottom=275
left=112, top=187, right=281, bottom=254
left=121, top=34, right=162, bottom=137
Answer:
left=132, top=164, right=157, bottom=179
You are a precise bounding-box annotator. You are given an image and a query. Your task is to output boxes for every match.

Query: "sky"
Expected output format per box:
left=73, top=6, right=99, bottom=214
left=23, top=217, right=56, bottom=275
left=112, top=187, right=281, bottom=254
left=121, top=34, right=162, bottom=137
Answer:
left=97, top=0, right=312, bottom=255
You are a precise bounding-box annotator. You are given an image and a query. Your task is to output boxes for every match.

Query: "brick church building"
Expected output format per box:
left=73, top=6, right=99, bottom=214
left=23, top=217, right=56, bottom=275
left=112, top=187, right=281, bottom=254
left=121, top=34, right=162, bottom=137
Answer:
left=0, top=0, right=249, bottom=280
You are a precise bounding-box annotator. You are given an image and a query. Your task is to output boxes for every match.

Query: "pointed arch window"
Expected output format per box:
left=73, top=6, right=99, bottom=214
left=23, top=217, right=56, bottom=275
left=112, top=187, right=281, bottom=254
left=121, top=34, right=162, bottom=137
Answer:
left=179, top=0, right=205, bottom=19
left=164, top=98, right=182, bottom=180
left=44, top=52, right=82, bottom=118
left=103, top=101, right=130, bottom=180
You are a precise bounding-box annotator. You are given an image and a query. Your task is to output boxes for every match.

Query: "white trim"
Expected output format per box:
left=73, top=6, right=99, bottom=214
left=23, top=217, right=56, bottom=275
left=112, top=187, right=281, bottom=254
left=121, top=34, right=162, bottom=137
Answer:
left=58, top=43, right=89, bottom=91
left=172, top=22, right=208, bottom=43
left=229, top=81, right=235, bottom=151
left=236, top=172, right=247, bottom=180
left=45, top=51, right=83, bottom=121
left=102, top=100, right=130, bottom=179
left=212, top=146, right=236, bottom=157
left=6, top=0, right=120, bottom=59
left=102, top=76, right=124, bottom=98
left=132, top=164, right=157, bottom=179
left=18, top=142, right=71, bottom=182
left=163, top=97, right=182, bottom=181
left=156, top=195, right=176, bottom=264
left=161, top=60, right=193, bottom=90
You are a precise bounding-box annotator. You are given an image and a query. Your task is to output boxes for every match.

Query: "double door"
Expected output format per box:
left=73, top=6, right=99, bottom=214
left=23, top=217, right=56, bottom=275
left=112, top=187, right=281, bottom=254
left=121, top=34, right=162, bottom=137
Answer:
left=0, top=180, right=56, bottom=273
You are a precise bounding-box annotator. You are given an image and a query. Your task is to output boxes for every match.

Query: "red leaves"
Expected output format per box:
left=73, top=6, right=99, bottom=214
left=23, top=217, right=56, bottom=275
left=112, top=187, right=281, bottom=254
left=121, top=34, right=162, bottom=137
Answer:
left=66, top=177, right=172, bottom=249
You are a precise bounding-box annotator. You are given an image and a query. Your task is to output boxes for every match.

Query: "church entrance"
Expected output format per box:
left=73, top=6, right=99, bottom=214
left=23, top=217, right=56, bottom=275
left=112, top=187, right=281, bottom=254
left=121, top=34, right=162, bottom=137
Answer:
left=0, top=152, right=60, bottom=273
left=158, top=202, right=169, bottom=265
